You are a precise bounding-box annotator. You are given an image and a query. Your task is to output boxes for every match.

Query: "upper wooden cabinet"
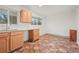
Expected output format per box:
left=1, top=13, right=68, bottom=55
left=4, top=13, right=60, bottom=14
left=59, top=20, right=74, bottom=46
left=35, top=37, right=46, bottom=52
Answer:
left=20, top=9, right=32, bottom=23
left=28, top=10, right=32, bottom=23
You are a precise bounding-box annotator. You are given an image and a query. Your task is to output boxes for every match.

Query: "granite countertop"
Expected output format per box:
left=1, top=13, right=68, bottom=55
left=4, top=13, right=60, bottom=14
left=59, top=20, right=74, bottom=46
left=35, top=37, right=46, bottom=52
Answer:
left=0, top=28, right=39, bottom=33
left=0, top=30, right=27, bottom=33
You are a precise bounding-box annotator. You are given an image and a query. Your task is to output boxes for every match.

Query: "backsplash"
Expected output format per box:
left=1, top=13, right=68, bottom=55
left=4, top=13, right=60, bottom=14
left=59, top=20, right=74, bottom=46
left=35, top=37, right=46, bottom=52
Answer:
left=9, top=23, right=40, bottom=30
left=0, top=23, right=40, bottom=30
left=0, top=24, right=7, bottom=31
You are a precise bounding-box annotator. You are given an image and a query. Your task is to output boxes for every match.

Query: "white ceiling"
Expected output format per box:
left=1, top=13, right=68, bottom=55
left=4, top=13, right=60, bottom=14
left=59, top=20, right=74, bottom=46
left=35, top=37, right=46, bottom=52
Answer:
left=26, top=5, right=76, bottom=17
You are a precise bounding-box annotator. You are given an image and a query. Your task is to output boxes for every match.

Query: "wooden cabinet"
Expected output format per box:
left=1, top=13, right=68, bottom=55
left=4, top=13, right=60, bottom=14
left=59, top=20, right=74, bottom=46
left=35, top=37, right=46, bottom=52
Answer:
left=20, top=9, right=32, bottom=23
left=0, top=32, right=10, bottom=53
left=70, top=29, right=77, bottom=42
left=0, top=31, right=24, bottom=53
left=10, top=31, right=24, bottom=51
left=28, top=29, right=39, bottom=42
left=28, top=10, right=32, bottom=22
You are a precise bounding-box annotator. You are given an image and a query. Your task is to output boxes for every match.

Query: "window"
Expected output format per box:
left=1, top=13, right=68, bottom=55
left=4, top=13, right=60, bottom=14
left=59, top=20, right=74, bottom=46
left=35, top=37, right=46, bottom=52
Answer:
left=9, top=11, right=17, bottom=24
left=0, top=9, right=8, bottom=24
left=32, top=17, right=42, bottom=25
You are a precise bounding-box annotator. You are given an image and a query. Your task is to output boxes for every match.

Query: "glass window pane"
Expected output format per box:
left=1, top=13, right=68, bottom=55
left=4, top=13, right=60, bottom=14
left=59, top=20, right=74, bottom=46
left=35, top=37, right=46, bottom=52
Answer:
left=9, top=11, right=17, bottom=24
left=0, top=9, right=8, bottom=24
left=32, top=17, right=42, bottom=25
left=10, top=15, right=17, bottom=24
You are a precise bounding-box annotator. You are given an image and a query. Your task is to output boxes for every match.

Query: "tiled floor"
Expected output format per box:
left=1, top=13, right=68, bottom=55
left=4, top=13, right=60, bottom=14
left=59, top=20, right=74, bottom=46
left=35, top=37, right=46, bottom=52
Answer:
left=14, top=34, right=79, bottom=53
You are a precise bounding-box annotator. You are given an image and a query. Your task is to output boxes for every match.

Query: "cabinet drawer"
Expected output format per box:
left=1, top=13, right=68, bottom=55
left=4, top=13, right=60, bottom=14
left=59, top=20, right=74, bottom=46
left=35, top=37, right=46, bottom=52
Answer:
left=34, top=29, right=39, bottom=36
left=11, top=31, right=23, bottom=35
left=0, top=32, right=10, bottom=37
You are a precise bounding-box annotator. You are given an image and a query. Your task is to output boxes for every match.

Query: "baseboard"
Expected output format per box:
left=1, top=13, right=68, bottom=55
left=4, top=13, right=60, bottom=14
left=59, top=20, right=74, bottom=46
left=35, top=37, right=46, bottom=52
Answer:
left=9, top=46, right=22, bottom=53
left=40, top=33, right=69, bottom=39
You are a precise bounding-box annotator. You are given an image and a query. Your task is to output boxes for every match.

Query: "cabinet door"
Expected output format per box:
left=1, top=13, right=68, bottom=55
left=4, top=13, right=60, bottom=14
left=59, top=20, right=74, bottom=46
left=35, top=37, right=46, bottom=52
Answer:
left=28, top=29, right=39, bottom=42
left=0, top=36, right=9, bottom=53
left=27, top=11, right=32, bottom=23
left=20, top=9, right=28, bottom=23
left=33, top=29, right=39, bottom=41
left=28, top=30, right=33, bottom=42
left=20, top=9, right=32, bottom=23
left=10, top=34, right=23, bottom=51
left=70, top=30, right=77, bottom=42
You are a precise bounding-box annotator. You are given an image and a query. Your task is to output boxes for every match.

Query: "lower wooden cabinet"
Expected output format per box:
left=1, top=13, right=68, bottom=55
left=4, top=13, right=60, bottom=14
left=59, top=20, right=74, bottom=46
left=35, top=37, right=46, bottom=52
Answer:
left=0, top=33, right=10, bottom=53
left=28, top=29, right=39, bottom=42
left=10, top=31, right=24, bottom=51
left=0, top=31, right=24, bottom=53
